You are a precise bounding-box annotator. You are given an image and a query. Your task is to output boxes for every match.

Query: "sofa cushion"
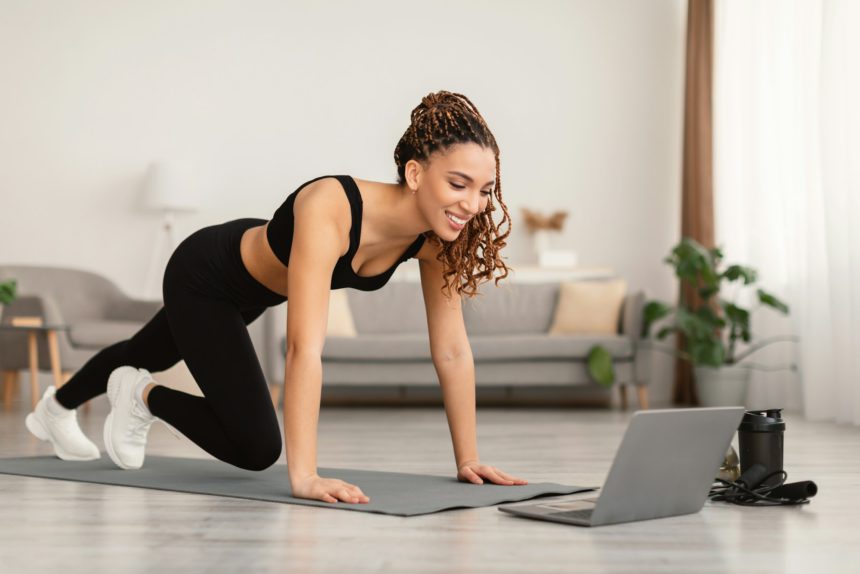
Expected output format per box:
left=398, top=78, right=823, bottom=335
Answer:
left=549, top=279, right=627, bottom=335
left=68, top=320, right=145, bottom=349
left=347, top=282, right=427, bottom=334
left=463, top=282, right=558, bottom=335
left=320, top=333, right=632, bottom=362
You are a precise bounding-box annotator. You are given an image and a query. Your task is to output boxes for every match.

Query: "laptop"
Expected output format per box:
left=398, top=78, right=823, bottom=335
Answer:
left=498, top=406, right=745, bottom=527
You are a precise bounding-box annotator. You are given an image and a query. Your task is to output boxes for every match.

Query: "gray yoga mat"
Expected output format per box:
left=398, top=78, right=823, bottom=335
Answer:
left=0, top=454, right=595, bottom=516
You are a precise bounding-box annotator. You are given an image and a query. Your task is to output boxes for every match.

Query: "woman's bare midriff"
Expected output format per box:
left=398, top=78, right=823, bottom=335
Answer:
left=240, top=223, right=291, bottom=298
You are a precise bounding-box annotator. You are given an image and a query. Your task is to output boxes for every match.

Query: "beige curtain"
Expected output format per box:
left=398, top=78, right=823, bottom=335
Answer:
left=675, top=0, right=715, bottom=405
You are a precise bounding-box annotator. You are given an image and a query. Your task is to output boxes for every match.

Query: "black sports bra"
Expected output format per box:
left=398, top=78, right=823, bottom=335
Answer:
left=266, top=175, right=426, bottom=291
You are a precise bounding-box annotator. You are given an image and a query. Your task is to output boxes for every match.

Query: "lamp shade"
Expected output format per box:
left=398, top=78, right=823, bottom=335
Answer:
left=143, top=161, right=202, bottom=212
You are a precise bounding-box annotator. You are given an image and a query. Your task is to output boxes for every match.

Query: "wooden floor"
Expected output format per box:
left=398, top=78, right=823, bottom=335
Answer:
left=0, top=393, right=857, bottom=573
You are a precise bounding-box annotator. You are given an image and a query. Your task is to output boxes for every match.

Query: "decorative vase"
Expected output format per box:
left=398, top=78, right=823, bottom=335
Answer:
left=532, top=229, right=551, bottom=260
left=694, top=364, right=751, bottom=407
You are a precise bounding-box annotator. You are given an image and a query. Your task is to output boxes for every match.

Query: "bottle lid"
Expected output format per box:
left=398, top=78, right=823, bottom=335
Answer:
left=738, top=409, right=786, bottom=432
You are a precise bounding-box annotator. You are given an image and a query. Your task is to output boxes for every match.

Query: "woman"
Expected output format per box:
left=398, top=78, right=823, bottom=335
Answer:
left=24, top=90, right=528, bottom=504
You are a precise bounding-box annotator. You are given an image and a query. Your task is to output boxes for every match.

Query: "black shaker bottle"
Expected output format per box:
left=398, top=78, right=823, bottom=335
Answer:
left=737, top=409, right=785, bottom=488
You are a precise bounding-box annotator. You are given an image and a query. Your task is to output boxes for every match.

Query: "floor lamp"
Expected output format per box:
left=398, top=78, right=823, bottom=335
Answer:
left=142, top=161, right=201, bottom=300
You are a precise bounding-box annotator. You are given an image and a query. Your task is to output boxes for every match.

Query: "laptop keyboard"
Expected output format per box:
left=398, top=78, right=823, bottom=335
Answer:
left=551, top=508, right=594, bottom=521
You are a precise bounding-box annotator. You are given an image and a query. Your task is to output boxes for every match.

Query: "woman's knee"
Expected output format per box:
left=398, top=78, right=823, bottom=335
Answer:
left=236, top=428, right=283, bottom=471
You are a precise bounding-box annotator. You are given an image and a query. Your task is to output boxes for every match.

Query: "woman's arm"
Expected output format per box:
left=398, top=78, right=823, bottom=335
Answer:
left=434, top=348, right=480, bottom=469
left=281, top=181, right=369, bottom=503
left=417, top=246, right=528, bottom=487
left=282, top=184, right=344, bottom=482
left=283, top=348, right=325, bottom=482
left=418, top=251, right=480, bottom=470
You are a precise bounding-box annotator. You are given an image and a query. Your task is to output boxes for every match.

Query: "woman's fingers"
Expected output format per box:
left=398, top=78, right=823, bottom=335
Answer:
left=470, top=466, right=529, bottom=485
left=497, top=470, right=528, bottom=484
left=464, top=466, right=483, bottom=484
left=484, top=468, right=513, bottom=484
left=337, top=484, right=370, bottom=503
left=346, top=483, right=369, bottom=502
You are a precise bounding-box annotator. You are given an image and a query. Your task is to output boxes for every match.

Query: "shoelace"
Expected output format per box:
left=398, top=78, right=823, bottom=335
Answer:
left=131, top=372, right=183, bottom=441
left=129, top=401, right=182, bottom=441
left=128, top=402, right=155, bottom=441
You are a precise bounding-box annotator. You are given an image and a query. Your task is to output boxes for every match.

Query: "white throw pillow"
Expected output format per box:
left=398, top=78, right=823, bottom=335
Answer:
left=327, top=289, right=357, bottom=337
left=548, top=279, right=627, bottom=335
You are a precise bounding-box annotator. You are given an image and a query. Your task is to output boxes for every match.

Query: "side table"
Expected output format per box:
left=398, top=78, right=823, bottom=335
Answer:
left=0, top=317, right=70, bottom=410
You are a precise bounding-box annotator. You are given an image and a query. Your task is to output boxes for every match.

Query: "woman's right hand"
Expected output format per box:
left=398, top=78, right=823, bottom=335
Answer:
left=290, top=472, right=370, bottom=504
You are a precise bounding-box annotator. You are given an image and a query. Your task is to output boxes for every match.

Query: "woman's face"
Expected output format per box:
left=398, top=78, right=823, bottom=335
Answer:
left=411, top=142, right=496, bottom=240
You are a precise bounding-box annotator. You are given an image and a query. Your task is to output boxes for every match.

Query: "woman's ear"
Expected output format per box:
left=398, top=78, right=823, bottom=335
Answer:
left=404, top=159, right=424, bottom=192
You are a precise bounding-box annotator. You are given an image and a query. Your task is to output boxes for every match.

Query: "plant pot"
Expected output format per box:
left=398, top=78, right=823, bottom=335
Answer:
left=694, top=364, right=751, bottom=407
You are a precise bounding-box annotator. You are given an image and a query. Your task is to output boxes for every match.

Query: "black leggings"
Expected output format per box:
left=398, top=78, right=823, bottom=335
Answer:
left=54, top=218, right=289, bottom=471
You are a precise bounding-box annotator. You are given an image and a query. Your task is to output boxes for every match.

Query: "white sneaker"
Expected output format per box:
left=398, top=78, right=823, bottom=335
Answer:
left=25, top=385, right=101, bottom=461
left=104, top=366, right=159, bottom=470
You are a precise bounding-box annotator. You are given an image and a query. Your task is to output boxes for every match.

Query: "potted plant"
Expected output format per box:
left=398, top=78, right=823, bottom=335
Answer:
left=640, top=237, right=798, bottom=406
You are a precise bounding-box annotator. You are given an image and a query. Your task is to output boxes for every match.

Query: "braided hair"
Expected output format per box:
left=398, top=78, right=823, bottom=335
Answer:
left=393, top=90, right=512, bottom=300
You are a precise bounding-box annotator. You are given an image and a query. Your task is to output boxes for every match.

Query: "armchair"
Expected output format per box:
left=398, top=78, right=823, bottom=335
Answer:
left=0, top=265, right=162, bottom=408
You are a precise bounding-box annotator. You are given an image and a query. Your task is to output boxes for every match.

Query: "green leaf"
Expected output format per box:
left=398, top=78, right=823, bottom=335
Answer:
left=675, top=307, right=714, bottom=340
left=695, top=305, right=726, bottom=329
left=720, top=300, right=751, bottom=346
left=587, top=346, right=615, bottom=387
left=656, top=325, right=676, bottom=340
left=757, top=289, right=790, bottom=314
left=0, top=280, right=17, bottom=305
left=698, top=285, right=719, bottom=300
left=688, top=338, right=725, bottom=367
left=722, top=265, right=758, bottom=285
left=668, top=237, right=720, bottom=292
left=642, top=300, right=672, bottom=337
left=708, top=245, right=724, bottom=264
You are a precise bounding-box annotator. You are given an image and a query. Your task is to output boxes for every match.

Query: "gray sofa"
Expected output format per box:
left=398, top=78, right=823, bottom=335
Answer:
left=1, top=265, right=649, bottom=410
left=266, top=280, right=650, bottom=408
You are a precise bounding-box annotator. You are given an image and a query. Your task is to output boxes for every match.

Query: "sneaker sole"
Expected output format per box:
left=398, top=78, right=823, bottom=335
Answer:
left=104, top=367, right=144, bottom=470
left=25, top=412, right=100, bottom=462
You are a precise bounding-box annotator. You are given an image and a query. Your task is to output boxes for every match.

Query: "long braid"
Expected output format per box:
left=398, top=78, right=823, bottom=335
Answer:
left=394, top=90, right=512, bottom=299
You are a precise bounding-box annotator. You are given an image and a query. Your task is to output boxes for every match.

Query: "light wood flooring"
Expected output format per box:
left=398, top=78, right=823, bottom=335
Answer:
left=0, top=393, right=858, bottom=573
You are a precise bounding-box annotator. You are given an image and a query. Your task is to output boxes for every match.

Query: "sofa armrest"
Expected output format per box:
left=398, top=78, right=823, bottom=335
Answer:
left=35, top=293, right=67, bottom=326
left=105, top=298, right=162, bottom=322
left=620, top=290, right=646, bottom=341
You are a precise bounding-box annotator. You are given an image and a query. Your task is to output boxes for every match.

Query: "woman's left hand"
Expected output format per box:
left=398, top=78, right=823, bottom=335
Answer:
left=457, top=460, right=529, bottom=485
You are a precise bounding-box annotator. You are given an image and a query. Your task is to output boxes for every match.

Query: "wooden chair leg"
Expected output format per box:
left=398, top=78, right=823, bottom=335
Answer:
left=637, top=385, right=650, bottom=410
left=28, top=331, right=40, bottom=410
left=618, top=383, right=628, bottom=410
left=47, top=329, right=64, bottom=389
left=2, top=371, right=15, bottom=410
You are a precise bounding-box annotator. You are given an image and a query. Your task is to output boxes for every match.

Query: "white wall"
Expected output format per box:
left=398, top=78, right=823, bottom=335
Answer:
left=0, top=0, right=687, bottom=405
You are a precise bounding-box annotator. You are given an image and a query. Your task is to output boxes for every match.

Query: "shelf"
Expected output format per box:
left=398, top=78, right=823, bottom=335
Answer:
left=389, top=262, right=615, bottom=283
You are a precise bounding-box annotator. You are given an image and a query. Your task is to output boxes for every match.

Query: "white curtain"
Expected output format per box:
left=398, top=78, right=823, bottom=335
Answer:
left=713, top=0, right=860, bottom=425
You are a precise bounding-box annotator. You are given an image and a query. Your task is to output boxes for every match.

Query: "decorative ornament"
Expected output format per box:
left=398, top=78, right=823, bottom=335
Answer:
left=521, top=207, right=578, bottom=267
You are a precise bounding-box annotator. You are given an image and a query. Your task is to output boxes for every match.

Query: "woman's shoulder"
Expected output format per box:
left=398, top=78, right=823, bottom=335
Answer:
left=292, top=176, right=352, bottom=228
